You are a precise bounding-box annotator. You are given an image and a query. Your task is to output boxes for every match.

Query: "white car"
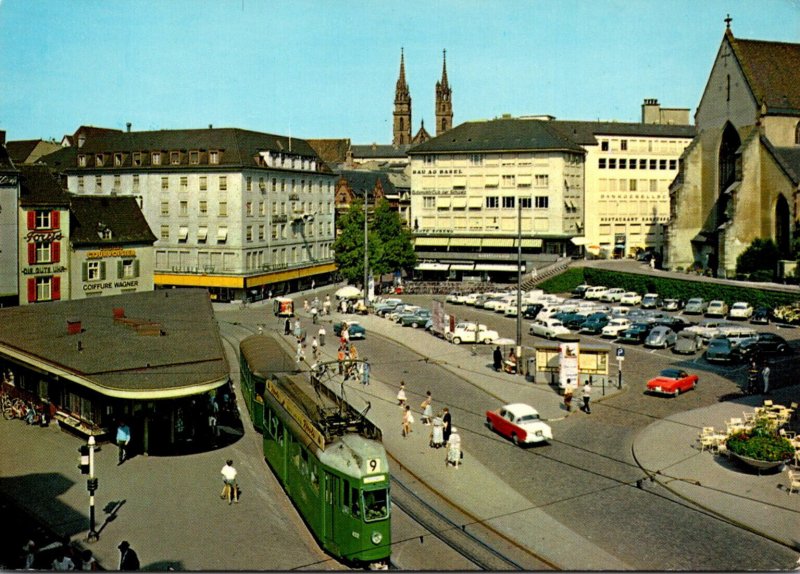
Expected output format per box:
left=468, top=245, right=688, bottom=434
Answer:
left=463, top=293, right=480, bottom=306
left=584, top=286, right=608, bottom=300
left=493, top=296, right=517, bottom=314
left=640, top=293, right=661, bottom=309
left=683, top=320, right=736, bottom=343
left=706, top=300, right=729, bottom=317
left=485, top=403, right=553, bottom=445
left=529, top=318, right=571, bottom=340
left=619, top=292, right=642, bottom=306
left=601, top=318, right=632, bottom=338
left=728, top=302, right=754, bottom=320
left=482, top=296, right=509, bottom=311
left=600, top=288, right=626, bottom=303
left=445, top=323, right=499, bottom=345
left=445, top=291, right=463, bottom=304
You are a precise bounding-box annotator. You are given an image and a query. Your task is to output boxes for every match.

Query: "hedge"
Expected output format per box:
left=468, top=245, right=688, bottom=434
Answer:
left=537, top=266, right=799, bottom=310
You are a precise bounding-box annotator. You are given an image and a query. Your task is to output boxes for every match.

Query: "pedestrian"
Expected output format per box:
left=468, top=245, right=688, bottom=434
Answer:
left=220, top=459, right=239, bottom=504
left=311, top=279, right=315, bottom=290
left=284, top=317, right=291, bottom=336
left=208, top=411, right=218, bottom=439
left=402, top=405, right=414, bottom=438
left=116, top=420, right=131, bottom=464
left=311, top=306, right=318, bottom=324
left=361, top=360, right=370, bottom=386
left=311, top=336, right=319, bottom=361
left=117, top=541, right=139, bottom=571
left=493, top=346, right=502, bottom=372
left=430, top=411, right=444, bottom=448
left=268, top=289, right=272, bottom=300
left=80, top=549, right=98, bottom=571
left=337, top=346, right=346, bottom=375
left=52, top=548, right=75, bottom=571
left=397, top=381, right=407, bottom=406
left=762, top=364, right=771, bottom=394
left=22, top=540, right=36, bottom=569
left=442, top=407, right=452, bottom=444
left=318, top=326, right=326, bottom=347
left=303, top=299, right=309, bottom=312
left=420, top=391, right=433, bottom=425
left=324, top=295, right=331, bottom=315
left=296, top=340, right=305, bottom=364
left=446, top=427, right=462, bottom=468
left=349, top=343, right=358, bottom=361
left=581, top=381, right=592, bottom=414
left=564, top=385, right=574, bottom=412
left=505, top=348, right=518, bottom=374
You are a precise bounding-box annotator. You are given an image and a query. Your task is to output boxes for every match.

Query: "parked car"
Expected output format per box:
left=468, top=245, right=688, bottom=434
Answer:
left=483, top=296, right=509, bottom=312
left=399, top=309, right=431, bottom=328
left=392, top=305, right=422, bottom=323
left=728, top=301, right=754, bottom=320
left=445, top=323, right=499, bottom=345
left=715, top=325, right=758, bottom=347
left=619, top=292, right=642, bottom=306
left=463, top=292, right=480, bottom=306
left=704, top=336, right=739, bottom=363
left=662, top=298, right=685, bottom=311
left=446, top=291, right=464, bottom=304
left=646, top=368, right=699, bottom=396
left=640, top=293, right=662, bottom=309
left=673, top=331, right=702, bottom=355
left=650, top=315, right=694, bottom=333
left=584, top=286, right=608, bottom=300
left=601, top=318, right=631, bottom=338
left=580, top=314, right=610, bottom=334
left=562, top=313, right=589, bottom=331
left=529, top=318, right=571, bottom=340
left=374, top=298, right=403, bottom=316
left=572, top=284, right=591, bottom=298
left=684, top=298, right=708, bottom=315
left=750, top=306, right=771, bottom=325
left=683, top=319, right=733, bottom=342
left=333, top=321, right=366, bottom=339
left=705, top=300, right=729, bottom=318
left=644, top=325, right=677, bottom=348
left=618, top=322, right=652, bottom=344
left=485, top=403, right=553, bottom=446
left=733, top=333, right=793, bottom=361
left=521, top=303, right=544, bottom=320
left=600, top=288, right=626, bottom=303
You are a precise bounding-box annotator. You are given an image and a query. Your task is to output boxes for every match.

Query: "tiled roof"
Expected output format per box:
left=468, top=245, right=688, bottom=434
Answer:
left=769, top=144, right=800, bottom=186
left=337, top=170, right=396, bottom=196
left=730, top=35, right=800, bottom=115
left=306, top=138, right=351, bottom=164
left=407, top=117, right=586, bottom=154
left=6, top=140, right=40, bottom=164
left=351, top=143, right=412, bottom=159
left=18, top=164, right=71, bottom=207
left=549, top=120, right=695, bottom=145
left=70, top=196, right=156, bottom=246
left=0, top=289, right=228, bottom=395
left=0, top=144, right=17, bottom=171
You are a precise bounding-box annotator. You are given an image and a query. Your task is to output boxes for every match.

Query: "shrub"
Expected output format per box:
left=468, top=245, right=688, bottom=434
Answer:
left=736, top=238, right=778, bottom=276
left=726, top=420, right=794, bottom=462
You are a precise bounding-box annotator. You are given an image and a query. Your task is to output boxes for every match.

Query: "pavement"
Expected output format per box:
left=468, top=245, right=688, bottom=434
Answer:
left=1, top=289, right=799, bottom=571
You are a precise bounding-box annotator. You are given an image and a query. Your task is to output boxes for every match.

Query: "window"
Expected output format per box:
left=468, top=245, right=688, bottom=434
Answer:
left=246, top=202, right=254, bottom=216
left=619, top=159, right=627, bottom=169
left=120, top=259, right=139, bottom=279
left=609, top=159, right=617, bottom=169
left=669, top=159, right=677, bottom=170
left=659, top=159, right=667, bottom=170
left=424, top=155, right=435, bottom=165
left=35, top=242, right=52, bottom=263
left=35, top=277, right=53, bottom=302
left=114, top=153, right=123, bottom=166
left=534, top=196, right=549, bottom=209
left=601, top=141, right=609, bottom=151
left=217, top=226, right=228, bottom=243
left=534, top=174, right=549, bottom=187
left=486, top=196, right=499, bottom=209
left=520, top=197, right=532, bottom=209
left=629, top=179, right=637, bottom=191
left=246, top=226, right=253, bottom=242
left=649, top=159, right=657, bottom=170
left=258, top=178, right=265, bottom=192
left=200, top=176, right=207, bottom=191
left=246, top=177, right=252, bottom=191
left=78, top=155, right=86, bottom=167
left=161, top=201, right=169, bottom=216
left=599, top=158, right=607, bottom=169
left=258, top=225, right=265, bottom=241
left=133, top=152, right=142, bottom=166
left=178, top=226, right=188, bottom=242
left=34, top=210, right=52, bottom=229
left=179, top=201, right=188, bottom=216
left=197, top=227, right=208, bottom=243
left=209, top=150, right=219, bottom=164
left=160, top=225, right=169, bottom=240
left=470, top=154, right=484, bottom=166
left=272, top=178, right=277, bottom=192
left=133, top=175, right=139, bottom=190
left=161, top=177, right=169, bottom=190
left=219, top=176, right=227, bottom=191
left=95, top=176, right=102, bottom=191
left=95, top=154, right=104, bottom=167
left=78, top=176, right=84, bottom=191
left=170, top=151, right=180, bottom=165
left=152, top=152, right=161, bottom=165
left=199, top=200, right=208, bottom=216
left=189, top=150, right=199, bottom=164
left=795, top=122, right=800, bottom=145
left=423, top=196, right=435, bottom=209
left=113, top=175, right=121, bottom=191
left=180, top=176, right=188, bottom=191
left=219, top=201, right=227, bottom=217
left=639, top=158, right=647, bottom=169
left=502, top=175, right=515, bottom=188
left=502, top=196, right=515, bottom=209
left=87, top=260, right=103, bottom=281
left=650, top=179, right=658, bottom=192
left=620, top=140, right=628, bottom=151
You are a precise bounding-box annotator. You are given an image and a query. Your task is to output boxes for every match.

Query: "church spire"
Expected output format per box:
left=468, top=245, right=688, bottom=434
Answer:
left=393, top=48, right=412, bottom=145
left=435, top=48, right=453, bottom=136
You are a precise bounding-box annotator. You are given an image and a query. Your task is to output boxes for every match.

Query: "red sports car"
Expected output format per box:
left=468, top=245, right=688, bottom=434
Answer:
left=646, top=368, right=699, bottom=397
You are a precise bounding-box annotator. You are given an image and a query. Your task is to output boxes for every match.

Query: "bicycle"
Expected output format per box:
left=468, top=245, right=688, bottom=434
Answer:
left=1, top=393, right=27, bottom=420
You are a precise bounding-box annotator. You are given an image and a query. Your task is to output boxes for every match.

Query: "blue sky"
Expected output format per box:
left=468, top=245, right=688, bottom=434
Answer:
left=1, top=0, right=798, bottom=144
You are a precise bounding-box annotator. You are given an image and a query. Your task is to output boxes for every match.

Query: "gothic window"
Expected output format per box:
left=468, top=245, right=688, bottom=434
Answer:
left=795, top=122, right=800, bottom=145
left=718, top=123, right=740, bottom=191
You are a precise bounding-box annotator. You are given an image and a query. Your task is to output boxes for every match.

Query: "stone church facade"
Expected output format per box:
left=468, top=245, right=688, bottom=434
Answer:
left=666, top=22, right=800, bottom=277
left=393, top=49, right=453, bottom=146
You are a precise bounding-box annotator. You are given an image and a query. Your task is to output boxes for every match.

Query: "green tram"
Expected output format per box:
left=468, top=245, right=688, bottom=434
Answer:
left=239, top=334, right=391, bottom=566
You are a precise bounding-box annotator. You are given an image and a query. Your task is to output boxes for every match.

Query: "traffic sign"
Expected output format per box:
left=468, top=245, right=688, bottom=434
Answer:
left=616, top=347, right=625, bottom=360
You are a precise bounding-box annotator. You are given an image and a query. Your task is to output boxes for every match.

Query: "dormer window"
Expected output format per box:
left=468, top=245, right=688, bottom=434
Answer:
left=95, top=154, right=105, bottom=167
left=152, top=152, right=161, bottom=166
left=114, top=153, right=123, bottom=166
left=170, top=151, right=180, bottom=165
left=133, top=152, right=142, bottom=166
left=189, top=150, right=199, bottom=164
left=78, top=155, right=87, bottom=167
left=209, top=150, right=219, bottom=164
left=97, top=223, right=112, bottom=240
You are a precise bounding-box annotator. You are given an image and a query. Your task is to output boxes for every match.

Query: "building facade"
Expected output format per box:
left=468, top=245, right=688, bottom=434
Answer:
left=44, top=127, right=337, bottom=302
left=0, top=138, right=20, bottom=306
left=392, top=49, right=452, bottom=147
left=666, top=24, right=800, bottom=277
left=408, top=116, right=586, bottom=280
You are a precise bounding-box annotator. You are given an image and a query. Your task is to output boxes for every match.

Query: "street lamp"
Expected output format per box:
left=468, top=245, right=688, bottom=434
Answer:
left=86, top=435, right=99, bottom=542
left=362, top=191, right=369, bottom=305
left=515, top=199, right=523, bottom=373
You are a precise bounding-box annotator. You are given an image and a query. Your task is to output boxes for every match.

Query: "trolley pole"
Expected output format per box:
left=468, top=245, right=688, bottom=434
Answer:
left=87, top=435, right=99, bottom=542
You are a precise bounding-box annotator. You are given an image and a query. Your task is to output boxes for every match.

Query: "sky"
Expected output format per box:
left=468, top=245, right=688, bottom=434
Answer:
left=1, top=0, right=799, bottom=145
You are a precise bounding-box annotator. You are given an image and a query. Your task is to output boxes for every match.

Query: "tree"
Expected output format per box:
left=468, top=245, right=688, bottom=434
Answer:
left=736, top=238, right=778, bottom=277
left=332, top=198, right=416, bottom=284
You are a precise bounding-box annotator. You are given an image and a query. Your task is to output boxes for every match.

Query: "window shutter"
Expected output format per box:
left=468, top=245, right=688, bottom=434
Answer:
left=100, top=261, right=106, bottom=280
left=52, top=242, right=60, bottom=263
left=51, top=210, right=60, bottom=229
left=27, top=278, right=36, bottom=302
left=82, top=262, right=88, bottom=282
left=117, top=261, right=124, bottom=279
left=28, top=243, right=36, bottom=265
left=52, top=276, right=61, bottom=300
left=133, top=259, right=140, bottom=278
left=27, top=211, right=35, bottom=230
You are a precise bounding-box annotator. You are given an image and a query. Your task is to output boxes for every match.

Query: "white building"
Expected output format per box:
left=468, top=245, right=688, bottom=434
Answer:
left=0, top=137, right=19, bottom=306
left=44, top=127, right=337, bottom=302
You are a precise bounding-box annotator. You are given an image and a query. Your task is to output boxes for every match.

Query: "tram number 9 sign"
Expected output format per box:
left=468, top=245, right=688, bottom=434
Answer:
left=367, top=458, right=381, bottom=473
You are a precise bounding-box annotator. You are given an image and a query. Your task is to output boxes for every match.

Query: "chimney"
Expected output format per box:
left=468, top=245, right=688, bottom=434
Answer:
left=126, top=122, right=132, bottom=132
left=67, top=319, right=82, bottom=335
left=0, top=130, right=5, bottom=146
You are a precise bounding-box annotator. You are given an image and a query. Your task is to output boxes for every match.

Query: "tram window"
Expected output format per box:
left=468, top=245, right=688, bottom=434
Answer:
left=310, top=464, right=319, bottom=492
left=300, top=449, right=309, bottom=475
left=363, top=489, right=389, bottom=521
left=342, top=485, right=350, bottom=514
left=350, top=486, right=360, bottom=517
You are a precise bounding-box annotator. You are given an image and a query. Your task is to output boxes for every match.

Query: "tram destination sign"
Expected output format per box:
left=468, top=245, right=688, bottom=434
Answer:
left=267, top=379, right=326, bottom=450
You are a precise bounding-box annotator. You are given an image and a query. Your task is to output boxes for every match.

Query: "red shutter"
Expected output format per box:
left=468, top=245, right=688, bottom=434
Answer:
left=51, top=242, right=60, bottom=263
left=51, top=210, right=60, bottom=229
left=27, top=211, right=35, bottom=230
left=52, top=276, right=61, bottom=300
left=28, top=243, right=36, bottom=265
left=27, top=278, right=36, bottom=302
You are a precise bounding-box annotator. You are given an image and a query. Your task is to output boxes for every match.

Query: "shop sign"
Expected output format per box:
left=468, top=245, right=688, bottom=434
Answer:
left=22, top=265, right=67, bottom=275
left=87, top=248, right=136, bottom=259
left=25, top=230, right=63, bottom=243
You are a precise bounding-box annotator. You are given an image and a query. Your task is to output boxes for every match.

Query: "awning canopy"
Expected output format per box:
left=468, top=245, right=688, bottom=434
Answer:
left=449, top=263, right=475, bottom=271
left=437, top=197, right=451, bottom=208
left=485, top=176, right=499, bottom=187
left=416, top=262, right=449, bottom=271
left=415, top=237, right=450, bottom=247
left=450, top=237, right=482, bottom=247
left=451, top=197, right=467, bottom=209
left=474, top=263, right=523, bottom=272
left=197, top=227, right=208, bottom=241
left=468, top=197, right=483, bottom=208
left=520, top=238, right=543, bottom=248
left=483, top=238, right=515, bottom=247
left=217, top=227, right=229, bottom=241
left=570, top=236, right=588, bottom=246
left=178, top=226, right=189, bottom=241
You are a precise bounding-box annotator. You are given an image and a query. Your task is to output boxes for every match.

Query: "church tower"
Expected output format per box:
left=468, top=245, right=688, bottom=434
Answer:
left=435, top=49, right=453, bottom=135
left=393, top=49, right=412, bottom=146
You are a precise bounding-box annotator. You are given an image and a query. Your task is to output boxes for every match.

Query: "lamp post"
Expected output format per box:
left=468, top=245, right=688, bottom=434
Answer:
left=515, top=199, right=522, bottom=373
left=363, top=191, right=369, bottom=305
left=86, top=435, right=99, bottom=542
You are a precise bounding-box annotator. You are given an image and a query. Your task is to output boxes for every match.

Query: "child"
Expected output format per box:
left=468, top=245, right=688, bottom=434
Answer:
left=397, top=382, right=407, bottom=406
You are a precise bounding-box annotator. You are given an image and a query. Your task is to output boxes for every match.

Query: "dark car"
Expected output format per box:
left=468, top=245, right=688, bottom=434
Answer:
left=750, top=307, right=771, bottom=325
left=651, top=315, right=693, bottom=332
left=580, top=314, right=610, bottom=334
left=399, top=309, right=432, bottom=328
left=521, top=304, right=544, bottom=320
left=733, top=333, right=793, bottom=361
left=571, top=284, right=591, bottom=298
left=554, top=311, right=587, bottom=329
left=618, top=322, right=652, bottom=344
left=704, top=336, right=738, bottom=363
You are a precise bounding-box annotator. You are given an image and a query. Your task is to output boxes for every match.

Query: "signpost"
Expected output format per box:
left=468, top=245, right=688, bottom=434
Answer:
left=616, top=347, right=624, bottom=389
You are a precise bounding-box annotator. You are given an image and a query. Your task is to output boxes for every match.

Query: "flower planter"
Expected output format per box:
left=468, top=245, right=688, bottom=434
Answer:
left=730, top=452, right=786, bottom=473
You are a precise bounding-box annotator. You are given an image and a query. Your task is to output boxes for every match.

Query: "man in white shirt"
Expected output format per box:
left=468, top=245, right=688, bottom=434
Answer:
left=220, top=460, right=239, bottom=504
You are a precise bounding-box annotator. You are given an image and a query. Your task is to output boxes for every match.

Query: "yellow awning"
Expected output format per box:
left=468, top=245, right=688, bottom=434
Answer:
left=415, top=237, right=450, bottom=246
left=482, top=238, right=514, bottom=247
left=449, top=237, right=482, bottom=247
left=452, top=197, right=467, bottom=208
left=468, top=197, right=483, bottom=208
left=437, top=197, right=451, bottom=208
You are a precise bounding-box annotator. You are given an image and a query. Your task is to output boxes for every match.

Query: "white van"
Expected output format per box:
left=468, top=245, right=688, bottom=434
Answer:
left=584, top=286, right=608, bottom=300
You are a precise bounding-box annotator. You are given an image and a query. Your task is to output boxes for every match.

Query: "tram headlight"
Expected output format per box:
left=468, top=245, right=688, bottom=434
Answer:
left=371, top=531, right=383, bottom=545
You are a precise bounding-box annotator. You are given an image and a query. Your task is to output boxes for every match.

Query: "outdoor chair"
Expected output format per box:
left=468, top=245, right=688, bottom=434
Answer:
left=787, top=470, right=800, bottom=495
left=726, top=418, right=746, bottom=434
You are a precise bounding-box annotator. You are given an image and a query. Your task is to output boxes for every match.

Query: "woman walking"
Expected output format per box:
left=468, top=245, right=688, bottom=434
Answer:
left=397, top=382, right=407, bottom=407
left=402, top=405, right=414, bottom=438
left=446, top=427, right=462, bottom=468
left=421, top=391, right=433, bottom=425
left=430, top=411, right=444, bottom=448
